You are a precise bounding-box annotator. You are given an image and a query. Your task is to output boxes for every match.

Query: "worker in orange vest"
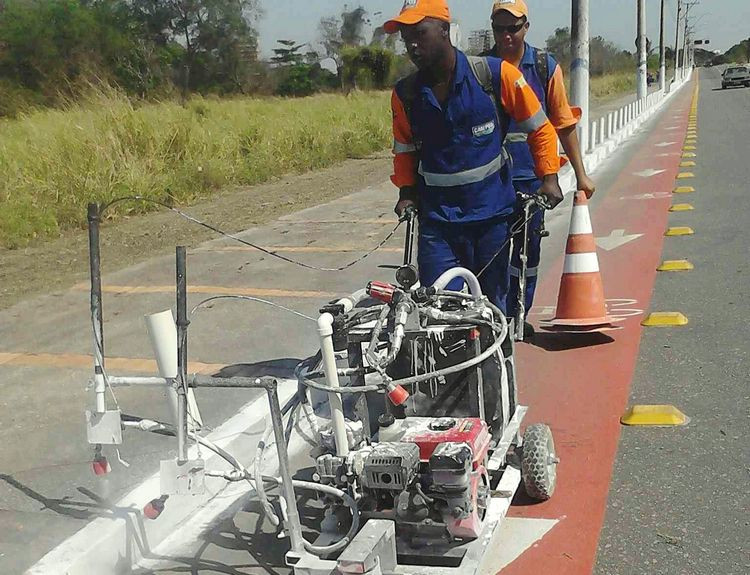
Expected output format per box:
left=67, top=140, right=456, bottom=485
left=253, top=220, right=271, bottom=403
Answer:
left=386, top=0, right=563, bottom=313
left=485, top=0, right=596, bottom=338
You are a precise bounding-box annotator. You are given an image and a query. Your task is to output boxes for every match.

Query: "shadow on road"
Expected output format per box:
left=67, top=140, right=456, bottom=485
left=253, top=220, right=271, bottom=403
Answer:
left=530, top=331, right=616, bottom=352
left=215, top=358, right=303, bottom=380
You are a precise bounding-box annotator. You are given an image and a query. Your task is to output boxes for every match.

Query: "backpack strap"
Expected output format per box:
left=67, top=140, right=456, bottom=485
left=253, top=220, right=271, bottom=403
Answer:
left=466, top=55, right=510, bottom=135
left=395, top=71, right=421, bottom=130
left=534, top=48, right=552, bottom=103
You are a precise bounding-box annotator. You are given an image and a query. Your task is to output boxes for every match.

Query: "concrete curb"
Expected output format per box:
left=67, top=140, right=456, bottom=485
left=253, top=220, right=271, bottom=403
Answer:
left=26, top=72, right=694, bottom=575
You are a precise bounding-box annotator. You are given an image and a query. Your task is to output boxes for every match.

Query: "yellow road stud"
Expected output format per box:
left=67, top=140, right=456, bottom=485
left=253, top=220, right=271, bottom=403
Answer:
left=669, top=203, right=694, bottom=212
left=680, top=161, right=696, bottom=167
left=641, top=312, right=689, bottom=326
left=673, top=186, right=694, bottom=193
left=683, top=145, right=696, bottom=150
left=676, top=172, right=694, bottom=179
left=682, top=152, right=696, bottom=158
left=621, top=405, right=689, bottom=426
left=657, top=260, right=694, bottom=272
left=665, top=226, right=694, bottom=236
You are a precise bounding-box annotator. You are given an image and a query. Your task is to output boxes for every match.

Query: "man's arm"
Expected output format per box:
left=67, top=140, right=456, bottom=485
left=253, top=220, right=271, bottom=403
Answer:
left=391, top=90, right=419, bottom=216
left=546, top=65, right=596, bottom=198
left=498, top=61, right=563, bottom=207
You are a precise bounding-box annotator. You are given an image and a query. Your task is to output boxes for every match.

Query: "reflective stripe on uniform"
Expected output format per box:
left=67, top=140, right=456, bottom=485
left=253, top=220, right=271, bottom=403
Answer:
left=418, top=155, right=505, bottom=187
left=505, top=132, right=528, bottom=144
left=516, top=108, right=549, bottom=133
left=510, top=265, right=538, bottom=278
left=393, top=140, right=417, bottom=154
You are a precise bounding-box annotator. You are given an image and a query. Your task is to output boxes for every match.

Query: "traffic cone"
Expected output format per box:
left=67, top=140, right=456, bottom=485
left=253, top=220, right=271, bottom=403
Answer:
left=543, top=191, right=617, bottom=332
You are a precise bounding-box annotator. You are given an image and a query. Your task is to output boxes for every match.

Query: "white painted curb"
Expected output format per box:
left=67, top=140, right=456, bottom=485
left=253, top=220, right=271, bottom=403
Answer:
left=558, top=71, right=693, bottom=196
left=26, top=381, right=296, bottom=575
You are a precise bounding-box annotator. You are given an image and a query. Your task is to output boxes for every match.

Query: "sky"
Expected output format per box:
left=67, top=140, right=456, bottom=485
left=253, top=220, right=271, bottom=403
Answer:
left=256, top=0, right=747, bottom=58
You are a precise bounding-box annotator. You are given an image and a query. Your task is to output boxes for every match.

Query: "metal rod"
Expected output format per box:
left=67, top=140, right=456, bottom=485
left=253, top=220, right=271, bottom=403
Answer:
left=176, top=246, right=189, bottom=462
left=571, top=0, right=590, bottom=153
left=402, top=209, right=416, bottom=266
left=674, top=0, right=682, bottom=82
left=659, top=0, right=666, bottom=92
left=266, top=385, right=306, bottom=556
left=107, top=374, right=280, bottom=389
left=637, top=0, right=648, bottom=100
left=87, top=203, right=106, bottom=414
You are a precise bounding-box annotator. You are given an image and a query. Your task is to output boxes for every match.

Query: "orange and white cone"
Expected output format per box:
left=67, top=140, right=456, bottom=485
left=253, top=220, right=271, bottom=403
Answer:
left=544, top=191, right=616, bottom=331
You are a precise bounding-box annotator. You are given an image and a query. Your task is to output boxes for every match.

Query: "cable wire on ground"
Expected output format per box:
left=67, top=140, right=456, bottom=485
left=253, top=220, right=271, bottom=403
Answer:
left=99, top=196, right=403, bottom=272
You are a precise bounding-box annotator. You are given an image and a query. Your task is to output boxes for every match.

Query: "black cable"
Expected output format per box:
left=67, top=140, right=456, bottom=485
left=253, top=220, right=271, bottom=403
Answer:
left=98, top=196, right=403, bottom=272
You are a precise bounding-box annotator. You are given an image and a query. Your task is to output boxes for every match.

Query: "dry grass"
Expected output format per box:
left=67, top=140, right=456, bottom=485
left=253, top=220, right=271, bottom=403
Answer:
left=0, top=88, right=391, bottom=248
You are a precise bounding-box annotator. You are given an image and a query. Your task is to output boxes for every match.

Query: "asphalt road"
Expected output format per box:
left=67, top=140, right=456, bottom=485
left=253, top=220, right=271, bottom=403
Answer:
left=595, top=67, right=750, bottom=574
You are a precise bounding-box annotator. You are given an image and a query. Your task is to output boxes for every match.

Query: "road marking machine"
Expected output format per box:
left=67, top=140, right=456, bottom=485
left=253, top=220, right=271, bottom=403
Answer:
left=83, top=202, right=558, bottom=574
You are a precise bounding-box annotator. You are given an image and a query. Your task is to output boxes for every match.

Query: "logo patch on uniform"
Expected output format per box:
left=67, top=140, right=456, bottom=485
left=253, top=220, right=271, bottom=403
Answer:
left=473, top=120, right=496, bottom=137
left=515, top=76, right=528, bottom=89
left=495, top=0, right=517, bottom=5
left=402, top=0, right=418, bottom=9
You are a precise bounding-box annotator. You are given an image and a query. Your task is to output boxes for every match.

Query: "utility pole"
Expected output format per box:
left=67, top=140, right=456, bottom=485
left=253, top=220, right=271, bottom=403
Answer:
left=659, top=0, right=666, bottom=92
left=683, top=2, right=698, bottom=73
left=571, top=0, right=590, bottom=152
left=673, top=0, right=681, bottom=82
left=637, top=0, right=648, bottom=100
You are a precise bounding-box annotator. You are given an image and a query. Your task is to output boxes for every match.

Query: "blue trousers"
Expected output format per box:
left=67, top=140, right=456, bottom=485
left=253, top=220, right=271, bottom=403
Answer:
left=418, top=215, right=512, bottom=314
left=507, top=179, right=544, bottom=321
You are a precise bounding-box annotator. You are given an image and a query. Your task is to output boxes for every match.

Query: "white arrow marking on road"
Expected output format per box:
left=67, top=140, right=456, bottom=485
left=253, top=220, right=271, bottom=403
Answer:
left=665, top=126, right=680, bottom=130
left=596, top=229, right=644, bottom=251
left=480, top=518, right=559, bottom=574
left=654, top=141, right=676, bottom=147
left=633, top=168, right=666, bottom=178
left=623, top=191, right=673, bottom=200
left=656, top=152, right=680, bottom=157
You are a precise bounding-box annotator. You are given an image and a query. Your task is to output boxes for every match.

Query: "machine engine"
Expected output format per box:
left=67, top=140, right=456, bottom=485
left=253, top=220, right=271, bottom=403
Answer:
left=317, top=416, right=491, bottom=543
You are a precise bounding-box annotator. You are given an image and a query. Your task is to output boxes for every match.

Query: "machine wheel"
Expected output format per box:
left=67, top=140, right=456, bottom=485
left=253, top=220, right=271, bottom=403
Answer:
left=521, top=424, right=558, bottom=501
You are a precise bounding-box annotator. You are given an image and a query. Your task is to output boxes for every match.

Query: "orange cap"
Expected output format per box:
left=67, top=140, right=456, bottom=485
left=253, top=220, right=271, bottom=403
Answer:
left=492, top=0, right=529, bottom=19
left=384, top=0, right=451, bottom=34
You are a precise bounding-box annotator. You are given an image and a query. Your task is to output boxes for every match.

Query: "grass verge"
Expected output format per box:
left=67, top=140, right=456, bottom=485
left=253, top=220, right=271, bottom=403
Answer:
left=0, top=89, right=391, bottom=249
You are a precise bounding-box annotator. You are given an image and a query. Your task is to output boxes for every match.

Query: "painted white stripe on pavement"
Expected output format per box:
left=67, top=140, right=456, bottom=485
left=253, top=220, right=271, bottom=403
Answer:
left=563, top=252, right=600, bottom=274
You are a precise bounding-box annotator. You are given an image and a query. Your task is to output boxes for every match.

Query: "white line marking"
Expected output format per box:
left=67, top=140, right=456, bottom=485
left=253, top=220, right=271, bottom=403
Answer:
left=633, top=169, right=666, bottom=178
left=595, top=229, right=644, bottom=251
left=480, top=517, right=559, bottom=573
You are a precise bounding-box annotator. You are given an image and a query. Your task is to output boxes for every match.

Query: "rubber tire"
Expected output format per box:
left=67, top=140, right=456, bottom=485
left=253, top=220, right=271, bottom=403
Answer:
left=521, top=423, right=558, bottom=501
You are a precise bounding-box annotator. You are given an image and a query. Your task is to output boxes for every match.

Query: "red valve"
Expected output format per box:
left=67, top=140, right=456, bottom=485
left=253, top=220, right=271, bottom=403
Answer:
left=367, top=281, right=396, bottom=304
left=92, top=455, right=110, bottom=476
left=386, top=382, right=410, bottom=406
left=143, top=495, right=168, bottom=520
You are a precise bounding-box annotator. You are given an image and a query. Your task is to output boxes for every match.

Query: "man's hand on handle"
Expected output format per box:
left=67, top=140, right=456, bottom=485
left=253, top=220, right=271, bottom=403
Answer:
left=576, top=173, right=596, bottom=199
left=395, top=199, right=416, bottom=218
left=538, top=174, right=564, bottom=209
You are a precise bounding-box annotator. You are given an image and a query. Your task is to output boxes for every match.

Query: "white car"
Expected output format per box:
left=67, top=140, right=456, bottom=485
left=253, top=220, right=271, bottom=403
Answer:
left=721, top=66, right=750, bottom=89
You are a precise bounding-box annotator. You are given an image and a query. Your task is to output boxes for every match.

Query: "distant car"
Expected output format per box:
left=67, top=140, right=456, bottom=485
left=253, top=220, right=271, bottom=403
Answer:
left=721, top=66, right=750, bottom=89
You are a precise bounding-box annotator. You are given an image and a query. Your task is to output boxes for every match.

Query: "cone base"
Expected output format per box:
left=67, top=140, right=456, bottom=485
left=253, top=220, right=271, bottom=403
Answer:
left=539, top=322, right=624, bottom=334
left=546, top=315, right=614, bottom=327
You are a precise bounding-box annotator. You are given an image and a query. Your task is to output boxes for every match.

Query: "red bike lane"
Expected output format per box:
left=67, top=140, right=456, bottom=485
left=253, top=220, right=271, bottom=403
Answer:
left=501, top=81, right=696, bottom=574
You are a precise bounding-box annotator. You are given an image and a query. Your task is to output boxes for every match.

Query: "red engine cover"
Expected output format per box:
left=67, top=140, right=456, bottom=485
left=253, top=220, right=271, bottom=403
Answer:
left=400, top=417, right=491, bottom=466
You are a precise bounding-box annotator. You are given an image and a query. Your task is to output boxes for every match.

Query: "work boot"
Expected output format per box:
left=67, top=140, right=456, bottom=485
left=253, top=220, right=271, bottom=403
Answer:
left=523, top=321, right=535, bottom=340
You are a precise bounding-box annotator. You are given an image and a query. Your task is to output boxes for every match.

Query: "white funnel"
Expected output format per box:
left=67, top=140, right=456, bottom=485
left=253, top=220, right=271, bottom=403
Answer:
left=145, top=310, right=203, bottom=429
